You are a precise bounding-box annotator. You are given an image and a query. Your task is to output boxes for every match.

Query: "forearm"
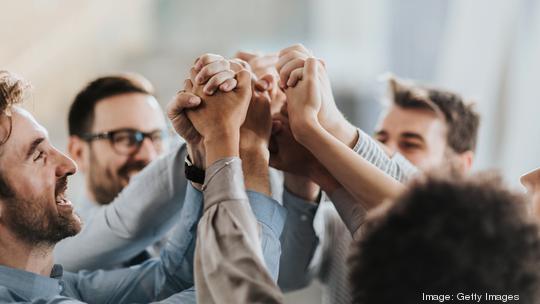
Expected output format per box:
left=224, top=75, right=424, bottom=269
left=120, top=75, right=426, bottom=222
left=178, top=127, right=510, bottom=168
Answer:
left=196, top=157, right=283, bottom=303
left=300, top=122, right=406, bottom=210
left=241, top=145, right=271, bottom=196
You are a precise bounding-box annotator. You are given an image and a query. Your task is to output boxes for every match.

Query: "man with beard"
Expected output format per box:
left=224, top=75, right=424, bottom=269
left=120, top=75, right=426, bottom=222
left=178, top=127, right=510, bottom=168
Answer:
left=56, top=74, right=169, bottom=268
left=0, top=70, right=200, bottom=303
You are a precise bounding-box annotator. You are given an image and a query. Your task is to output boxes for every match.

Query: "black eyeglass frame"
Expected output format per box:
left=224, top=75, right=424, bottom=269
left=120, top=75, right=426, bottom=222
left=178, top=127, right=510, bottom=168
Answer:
left=80, top=128, right=167, bottom=155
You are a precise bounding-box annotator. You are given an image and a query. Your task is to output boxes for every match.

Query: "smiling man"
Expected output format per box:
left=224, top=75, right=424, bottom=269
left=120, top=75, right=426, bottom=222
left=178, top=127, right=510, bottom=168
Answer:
left=58, top=74, right=168, bottom=268
left=0, top=70, right=205, bottom=303
left=374, top=76, right=479, bottom=173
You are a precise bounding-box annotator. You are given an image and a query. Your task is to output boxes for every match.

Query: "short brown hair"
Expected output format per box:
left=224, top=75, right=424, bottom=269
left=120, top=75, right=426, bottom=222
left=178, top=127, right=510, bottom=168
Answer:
left=387, top=76, right=480, bottom=153
left=68, top=73, right=154, bottom=137
left=0, top=71, right=31, bottom=145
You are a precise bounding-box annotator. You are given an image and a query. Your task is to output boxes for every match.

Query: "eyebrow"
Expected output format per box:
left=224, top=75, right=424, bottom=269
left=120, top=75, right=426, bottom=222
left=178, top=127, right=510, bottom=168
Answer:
left=401, top=132, right=425, bottom=143
left=25, top=137, right=45, bottom=160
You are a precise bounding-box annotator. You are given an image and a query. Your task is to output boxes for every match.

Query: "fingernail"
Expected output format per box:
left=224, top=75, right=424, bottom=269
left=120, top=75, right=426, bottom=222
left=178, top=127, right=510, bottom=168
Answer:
left=221, top=83, right=230, bottom=91
left=196, top=76, right=204, bottom=84
left=189, top=97, right=200, bottom=104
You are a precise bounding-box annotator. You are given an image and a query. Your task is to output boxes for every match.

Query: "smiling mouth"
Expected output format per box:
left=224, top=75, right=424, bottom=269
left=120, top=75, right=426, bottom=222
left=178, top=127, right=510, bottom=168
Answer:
left=55, top=193, right=72, bottom=207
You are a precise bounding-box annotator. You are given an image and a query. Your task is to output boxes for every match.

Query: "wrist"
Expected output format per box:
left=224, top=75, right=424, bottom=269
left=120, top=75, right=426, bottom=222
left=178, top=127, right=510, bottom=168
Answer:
left=242, top=149, right=270, bottom=196
left=309, top=165, right=340, bottom=195
left=204, top=130, right=240, bottom=165
left=324, top=117, right=358, bottom=148
left=187, top=142, right=206, bottom=169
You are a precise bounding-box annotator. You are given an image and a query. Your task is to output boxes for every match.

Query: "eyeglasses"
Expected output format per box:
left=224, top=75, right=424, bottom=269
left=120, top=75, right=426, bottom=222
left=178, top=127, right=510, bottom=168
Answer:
left=81, top=128, right=167, bottom=155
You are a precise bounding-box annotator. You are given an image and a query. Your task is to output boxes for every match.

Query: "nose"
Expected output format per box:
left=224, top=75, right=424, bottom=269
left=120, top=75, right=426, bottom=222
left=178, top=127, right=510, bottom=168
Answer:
left=133, top=137, right=159, bottom=163
left=384, top=140, right=398, bottom=155
left=55, top=149, right=78, bottom=178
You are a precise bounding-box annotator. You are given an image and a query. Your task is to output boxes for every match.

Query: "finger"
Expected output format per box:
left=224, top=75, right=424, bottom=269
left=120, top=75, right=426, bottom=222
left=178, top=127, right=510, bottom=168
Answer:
left=234, top=51, right=258, bottom=62
left=184, top=78, right=194, bottom=91
left=196, top=59, right=230, bottom=85
left=219, top=78, right=238, bottom=92
left=279, top=58, right=306, bottom=88
left=276, top=50, right=309, bottom=74
left=167, top=92, right=201, bottom=120
left=278, top=43, right=312, bottom=58
left=229, top=58, right=251, bottom=72
left=287, top=68, right=304, bottom=88
left=203, top=70, right=236, bottom=95
left=194, top=53, right=224, bottom=71
left=235, top=69, right=253, bottom=97
left=189, top=68, right=198, bottom=84
left=254, top=73, right=276, bottom=92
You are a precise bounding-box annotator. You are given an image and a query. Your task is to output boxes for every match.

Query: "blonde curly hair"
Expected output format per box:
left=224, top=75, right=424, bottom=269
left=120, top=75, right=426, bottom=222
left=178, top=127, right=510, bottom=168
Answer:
left=0, top=70, right=31, bottom=145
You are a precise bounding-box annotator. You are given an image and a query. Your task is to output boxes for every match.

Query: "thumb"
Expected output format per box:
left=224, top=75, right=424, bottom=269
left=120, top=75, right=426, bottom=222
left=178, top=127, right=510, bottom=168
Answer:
left=234, top=69, right=253, bottom=98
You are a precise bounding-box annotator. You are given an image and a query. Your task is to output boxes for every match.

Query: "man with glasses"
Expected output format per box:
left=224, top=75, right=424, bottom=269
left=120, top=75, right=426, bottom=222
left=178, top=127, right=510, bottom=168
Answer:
left=56, top=74, right=170, bottom=269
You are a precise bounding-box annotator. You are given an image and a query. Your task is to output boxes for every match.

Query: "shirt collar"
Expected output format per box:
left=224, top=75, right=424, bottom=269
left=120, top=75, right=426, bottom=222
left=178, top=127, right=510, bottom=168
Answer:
left=0, top=264, right=64, bottom=299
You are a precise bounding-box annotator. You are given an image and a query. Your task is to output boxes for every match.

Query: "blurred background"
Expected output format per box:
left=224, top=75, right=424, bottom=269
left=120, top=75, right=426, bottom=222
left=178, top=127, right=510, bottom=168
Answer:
left=2, top=0, right=540, bottom=302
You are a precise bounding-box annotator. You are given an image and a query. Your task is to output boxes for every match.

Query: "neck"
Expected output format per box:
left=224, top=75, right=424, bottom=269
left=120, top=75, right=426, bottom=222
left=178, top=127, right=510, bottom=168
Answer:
left=0, top=228, right=55, bottom=277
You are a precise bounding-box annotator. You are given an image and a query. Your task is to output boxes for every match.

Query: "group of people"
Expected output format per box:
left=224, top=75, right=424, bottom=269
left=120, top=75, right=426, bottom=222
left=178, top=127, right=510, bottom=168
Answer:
left=0, top=43, right=540, bottom=304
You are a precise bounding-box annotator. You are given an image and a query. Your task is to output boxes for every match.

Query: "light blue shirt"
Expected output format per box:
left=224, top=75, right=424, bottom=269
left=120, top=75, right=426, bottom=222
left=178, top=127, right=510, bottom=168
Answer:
left=0, top=184, right=285, bottom=303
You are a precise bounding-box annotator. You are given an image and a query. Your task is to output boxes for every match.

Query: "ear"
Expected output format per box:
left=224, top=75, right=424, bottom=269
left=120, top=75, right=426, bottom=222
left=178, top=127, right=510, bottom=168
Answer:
left=457, top=150, right=474, bottom=174
left=68, top=136, right=89, bottom=173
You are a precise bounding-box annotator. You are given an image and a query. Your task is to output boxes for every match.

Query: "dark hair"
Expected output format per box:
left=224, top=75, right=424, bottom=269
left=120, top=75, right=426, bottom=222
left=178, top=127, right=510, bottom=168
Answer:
left=387, top=76, right=480, bottom=153
left=349, top=173, right=540, bottom=304
left=68, top=74, right=154, bottom=136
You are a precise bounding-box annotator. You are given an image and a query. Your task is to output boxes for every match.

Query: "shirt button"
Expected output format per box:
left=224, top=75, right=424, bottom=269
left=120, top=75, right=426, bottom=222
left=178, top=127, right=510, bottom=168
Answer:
left=300, top=214, right=308, bottom=221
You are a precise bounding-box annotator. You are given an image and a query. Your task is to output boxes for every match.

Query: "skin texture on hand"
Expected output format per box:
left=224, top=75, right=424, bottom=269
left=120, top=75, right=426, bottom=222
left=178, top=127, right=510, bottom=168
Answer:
left=282, top=59, right=405, bottom=209
left=185, top=69, right=252, bottom=165
left=277, top=44, right=358, bottom=148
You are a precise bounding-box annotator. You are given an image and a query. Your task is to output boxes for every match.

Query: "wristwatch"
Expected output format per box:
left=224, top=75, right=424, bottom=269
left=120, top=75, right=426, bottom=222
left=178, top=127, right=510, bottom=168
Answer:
left=184, top=154, right=205, bottom=184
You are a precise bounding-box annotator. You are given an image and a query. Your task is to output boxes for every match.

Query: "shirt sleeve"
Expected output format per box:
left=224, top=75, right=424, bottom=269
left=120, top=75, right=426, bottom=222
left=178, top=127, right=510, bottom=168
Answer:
left=194, top=157, right=284, bottom=304
left=276, top=128, right=419, bottom=291
left=353, top=128, right=418, bottom=182
left=277, top=189, right=319, bottom=291
left=54, top=143, right=189, bottom=271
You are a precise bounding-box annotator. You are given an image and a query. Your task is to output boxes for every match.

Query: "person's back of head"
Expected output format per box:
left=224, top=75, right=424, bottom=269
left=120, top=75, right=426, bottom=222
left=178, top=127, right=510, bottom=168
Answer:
left=349, top=173, right=540, bottom=304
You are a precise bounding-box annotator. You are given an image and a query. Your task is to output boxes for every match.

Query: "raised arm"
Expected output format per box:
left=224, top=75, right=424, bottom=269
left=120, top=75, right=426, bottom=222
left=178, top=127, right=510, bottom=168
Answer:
left=279, top=54, right=406, bottom=210
left=177, top=66, right=283, bottom=303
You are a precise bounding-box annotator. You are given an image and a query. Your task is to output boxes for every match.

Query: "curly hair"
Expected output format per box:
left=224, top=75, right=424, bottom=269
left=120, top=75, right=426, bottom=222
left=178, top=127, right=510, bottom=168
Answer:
left=0, top=70, right=31, bottom=145
left=349, top=173, right=540, bottom=304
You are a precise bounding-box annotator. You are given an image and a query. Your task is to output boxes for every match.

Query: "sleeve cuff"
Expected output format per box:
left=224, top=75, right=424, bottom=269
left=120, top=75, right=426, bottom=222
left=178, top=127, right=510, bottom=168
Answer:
left=203, top=157, right=247, bottom=211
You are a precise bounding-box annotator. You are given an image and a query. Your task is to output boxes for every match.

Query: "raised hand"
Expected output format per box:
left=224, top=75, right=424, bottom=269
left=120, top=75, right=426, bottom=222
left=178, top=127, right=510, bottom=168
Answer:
left=167, top=80, right=206, bottom=167
left=185, top=69, right=252, bottom=165
left=281, top=58, right=324, bottom=144
left=192, top=53, right=238, bottom=95
left=277, top=44, right=357, bottom=148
